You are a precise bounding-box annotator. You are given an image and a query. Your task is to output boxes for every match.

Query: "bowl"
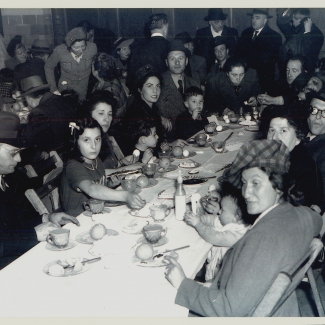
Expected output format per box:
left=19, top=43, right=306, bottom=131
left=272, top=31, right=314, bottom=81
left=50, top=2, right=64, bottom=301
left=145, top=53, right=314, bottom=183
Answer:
left=229, top=115, right=239, bottom=123
left=195, top=133, right=208, bottom=146
left=211, top=141, right=225, bottom=153
left=204, top=123, right=216, bottom=134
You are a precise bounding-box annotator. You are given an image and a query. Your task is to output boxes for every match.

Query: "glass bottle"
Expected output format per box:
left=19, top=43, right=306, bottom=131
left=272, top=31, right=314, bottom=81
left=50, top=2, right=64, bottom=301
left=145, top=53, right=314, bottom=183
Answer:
left=175, top=171, right=186, bottom=221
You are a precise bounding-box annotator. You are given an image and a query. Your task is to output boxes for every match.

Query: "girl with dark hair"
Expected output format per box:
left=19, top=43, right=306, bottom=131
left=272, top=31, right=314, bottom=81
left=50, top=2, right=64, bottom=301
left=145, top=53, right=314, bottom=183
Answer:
left=204, top=56, right=262, bottom=116
left=5, top=43, right=28, bottom=70
left=91, top=53, right=127, bottom=118
left=60, top=118, right=145, bottom=216
left=260, top=105, right=323, bottom=211
left=45, top=27, right=97, bottom=101
left=164, top=140, right=322, bottom=316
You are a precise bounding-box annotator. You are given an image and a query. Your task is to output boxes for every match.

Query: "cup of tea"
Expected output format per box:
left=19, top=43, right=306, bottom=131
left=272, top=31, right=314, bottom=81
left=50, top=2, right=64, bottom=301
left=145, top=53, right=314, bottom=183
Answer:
left=142, top=163, right=157, bottom=178
left=149, top=204, right=171, bottom=222
left=83, top=199, right=105, bottom=214
left=46, top=228, right=70, bottom=248
left=195, top=133, right=208, bottom=146
left=143, top=224, right=167, bottom=244
left=204, top=123, right=216, bottom=134
left=211, top=141, right=225, bottom=153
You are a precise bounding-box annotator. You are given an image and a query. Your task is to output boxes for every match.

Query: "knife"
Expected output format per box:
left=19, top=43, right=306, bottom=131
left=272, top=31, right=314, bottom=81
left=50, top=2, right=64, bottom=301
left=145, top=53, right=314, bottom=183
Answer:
left=153, top=245, right=190, bottom=259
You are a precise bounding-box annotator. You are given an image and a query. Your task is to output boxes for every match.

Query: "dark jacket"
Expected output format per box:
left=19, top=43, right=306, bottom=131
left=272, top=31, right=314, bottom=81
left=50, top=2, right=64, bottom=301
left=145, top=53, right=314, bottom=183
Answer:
left=278, top=22, right=324, bottom=74
left=194, top=25, right=238, bottom=72
left=4, top=57, right=20, bottom=70
left=22, top=92, right=76, bottom=152
left=187, top=55, right=207, bottom=85
left=236, top=25, right=282, bottom=92
left=203, top=69, right=262, bottom=116
left=13, top=57, right=46, bottom=85
left=93, top=27, right=116, bottom=55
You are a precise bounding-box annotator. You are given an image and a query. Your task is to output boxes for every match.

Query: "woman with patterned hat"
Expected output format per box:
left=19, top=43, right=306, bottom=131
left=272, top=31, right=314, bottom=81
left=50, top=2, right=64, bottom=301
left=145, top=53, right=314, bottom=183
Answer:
left=44, top=27, right=97, bottom=102
left=164, top=139, right=322, bottom=316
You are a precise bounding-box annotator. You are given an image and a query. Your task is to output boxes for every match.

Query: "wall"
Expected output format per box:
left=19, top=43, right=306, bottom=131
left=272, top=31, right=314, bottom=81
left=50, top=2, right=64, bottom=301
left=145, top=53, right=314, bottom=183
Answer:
left=1, top=9, right=54, bottom=50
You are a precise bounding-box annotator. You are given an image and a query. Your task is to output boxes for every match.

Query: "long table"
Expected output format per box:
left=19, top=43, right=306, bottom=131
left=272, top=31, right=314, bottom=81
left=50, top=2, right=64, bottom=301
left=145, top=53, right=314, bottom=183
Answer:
left=0, top=124, right=259, bottom=317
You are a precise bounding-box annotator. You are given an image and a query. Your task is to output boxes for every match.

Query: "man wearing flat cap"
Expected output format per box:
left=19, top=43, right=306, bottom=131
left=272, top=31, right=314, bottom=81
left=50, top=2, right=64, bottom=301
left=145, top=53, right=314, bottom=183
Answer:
left=175, top=32, right=207, bottom=85
left=13, top=39, right=51, bottom=85
left=156, top=39, right=200, bottom=141
left=236, top=9, right=282, bottom=93
left=0, top=111, right=79, bottom=269
left=194, top=9, right=238, bottom=72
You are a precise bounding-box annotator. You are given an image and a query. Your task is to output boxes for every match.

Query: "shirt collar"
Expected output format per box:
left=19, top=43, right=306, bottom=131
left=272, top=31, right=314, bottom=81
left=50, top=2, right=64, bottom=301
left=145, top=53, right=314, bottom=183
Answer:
left=151, top=33, right=164, bottom=38
left=307, top=132, right=317, bottom=141
left=254, top=27, right=264, bottom=35
left=0, top=175, right=8, bottom=192
left=210, top=26, right=223, bottom=38
left=249, top=203, right=279, bottom=229
left=70, top=51, right=83, bottom=62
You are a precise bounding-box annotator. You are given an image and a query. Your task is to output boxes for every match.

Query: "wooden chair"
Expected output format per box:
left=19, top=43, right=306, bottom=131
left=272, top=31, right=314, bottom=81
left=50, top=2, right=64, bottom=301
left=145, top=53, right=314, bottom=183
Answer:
left=252, top=238, right=325, bottom=317
left=25, top=167, right=63, bottom=216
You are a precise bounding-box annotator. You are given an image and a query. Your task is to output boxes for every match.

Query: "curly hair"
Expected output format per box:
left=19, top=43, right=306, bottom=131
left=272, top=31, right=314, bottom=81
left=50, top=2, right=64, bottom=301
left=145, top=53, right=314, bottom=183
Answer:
left=93, top=52, right=117, bottom=82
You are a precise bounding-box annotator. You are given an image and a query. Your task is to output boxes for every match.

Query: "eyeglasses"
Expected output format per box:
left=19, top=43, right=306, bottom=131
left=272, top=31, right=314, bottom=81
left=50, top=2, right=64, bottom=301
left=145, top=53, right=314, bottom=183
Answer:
left=310, top=106, right=325, bottom=118
left=0, top=146, right=23, bottom=158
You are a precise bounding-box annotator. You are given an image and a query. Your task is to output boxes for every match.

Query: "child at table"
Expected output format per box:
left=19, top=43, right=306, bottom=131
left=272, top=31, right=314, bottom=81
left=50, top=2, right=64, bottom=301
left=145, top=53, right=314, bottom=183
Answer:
left=60, top=118, right=146, bottom=216
left=175, top=86, right=209, bottom=140
left=184, top=183, right=249, bottom=282
left=128, top=118, right=159, bottom=164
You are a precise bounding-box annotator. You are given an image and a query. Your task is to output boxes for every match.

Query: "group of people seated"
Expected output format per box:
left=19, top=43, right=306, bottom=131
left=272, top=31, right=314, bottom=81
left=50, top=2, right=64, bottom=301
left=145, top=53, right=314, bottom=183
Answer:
left=0, top=8, right=325, bottom=317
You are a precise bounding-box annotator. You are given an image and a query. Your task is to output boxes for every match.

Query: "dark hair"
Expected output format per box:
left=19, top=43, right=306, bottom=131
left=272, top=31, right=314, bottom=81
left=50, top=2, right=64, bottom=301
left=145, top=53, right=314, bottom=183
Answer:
left=6, top=35, right=22, bottom=57
left=61, top=89, right=80, bottom=110
left=82, top=90, right=117, bottom=120
left=224, top=56, right=248, bottom=73
left=148, top=13, right=168, bottom=30
left=293, top=8, right=310, bottom=17
left=67, top=39, right=86, bottom=51
left=184, top=86, right=204, bottom=101
left=134, top=72, right=162, bottom=97
left=288, top=55, right=307, bottom=71
left=69, top=118, right=104, bottom=162
left=128, top=118, right=157, bottom=146
left=93, top=53, right=117, bottom=82
left=76, top=20, right=94, bottom=33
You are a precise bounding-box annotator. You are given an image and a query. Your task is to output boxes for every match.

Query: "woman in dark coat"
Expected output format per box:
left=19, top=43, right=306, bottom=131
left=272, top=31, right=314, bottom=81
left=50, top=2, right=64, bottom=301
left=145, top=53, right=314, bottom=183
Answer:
left=203, top=56, right=262, bottom=116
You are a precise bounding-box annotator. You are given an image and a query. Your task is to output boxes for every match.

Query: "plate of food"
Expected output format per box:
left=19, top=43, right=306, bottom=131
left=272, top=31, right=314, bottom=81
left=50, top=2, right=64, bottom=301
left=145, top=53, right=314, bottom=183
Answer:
left=178, top=160, right=201, bottom=169
left=43, top=258, right=92, bottom=277
left=132, top=250, right=178, bottom=267
left=76, top=228, right=119, bottom=245
left=137, top=236, right=169, bottom=247
left=183, top=178, right=208, bottom=185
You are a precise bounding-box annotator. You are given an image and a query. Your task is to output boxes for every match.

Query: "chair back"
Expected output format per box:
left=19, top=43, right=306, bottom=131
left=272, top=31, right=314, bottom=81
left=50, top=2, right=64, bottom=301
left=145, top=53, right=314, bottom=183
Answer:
left=252, top=238, right=324, bottom=317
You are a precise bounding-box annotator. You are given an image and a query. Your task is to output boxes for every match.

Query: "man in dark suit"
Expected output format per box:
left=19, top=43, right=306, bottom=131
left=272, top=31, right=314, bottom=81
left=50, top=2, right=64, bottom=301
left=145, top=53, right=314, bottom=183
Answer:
left=156, top=40, right=200, bottom=141
left=128, top=13, right=169, bottom=83
left=194, top=8, right=238, bottom=72
left=236, top=9, right=282, bottom=93
left=175, top=32, right=206, bottom=85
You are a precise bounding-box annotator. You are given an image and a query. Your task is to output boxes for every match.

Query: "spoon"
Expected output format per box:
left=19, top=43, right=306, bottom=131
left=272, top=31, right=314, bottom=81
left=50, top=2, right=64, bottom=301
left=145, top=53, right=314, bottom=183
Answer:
left=58, top=257, right=101, bottom=269
left=223, top=132, right=234, bottom=143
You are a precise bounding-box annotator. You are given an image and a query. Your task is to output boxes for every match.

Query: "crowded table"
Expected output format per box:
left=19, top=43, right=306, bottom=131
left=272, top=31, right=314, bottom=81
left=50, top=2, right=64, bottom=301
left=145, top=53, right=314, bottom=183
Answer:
left=0, top=124, right=259, bottom=317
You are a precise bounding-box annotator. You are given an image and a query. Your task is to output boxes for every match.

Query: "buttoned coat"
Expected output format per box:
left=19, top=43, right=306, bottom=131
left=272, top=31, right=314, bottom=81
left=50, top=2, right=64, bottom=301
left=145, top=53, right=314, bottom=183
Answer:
left=194, top=25, right=238, bottom=72
left=236, top=24, right=282, bottom=92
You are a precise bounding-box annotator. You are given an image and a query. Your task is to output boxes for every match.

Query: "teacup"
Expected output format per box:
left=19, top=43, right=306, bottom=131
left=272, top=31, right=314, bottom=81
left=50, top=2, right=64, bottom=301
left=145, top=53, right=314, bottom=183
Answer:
left=83, top=199, right=105, bottom=214
left=149, top=204, right=171, bottom=222
left=211, top=141, right=225, bottom=153
left=195, top=133, right=208, bottom=147
left=142, top=163, right=157, bottom=178
left=46, top=228, right=70, bottom=248
left=204, top=123, right=216, bottom=134
left=143, top=224, right=167, bottom=244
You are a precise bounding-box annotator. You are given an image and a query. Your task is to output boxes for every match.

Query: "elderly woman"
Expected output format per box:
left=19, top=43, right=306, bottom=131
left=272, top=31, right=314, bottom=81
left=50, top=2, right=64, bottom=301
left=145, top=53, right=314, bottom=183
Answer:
left=45, top=27, right=97, bottom=101
left=91, top=53, right=127, bottom=118
left=260, top=105, right=324, bottom=212
left=5, top=43, right=28, bottom=71
left=203, top=56, right=262, bottom=116
left=164, top=139, right=322, bottom=316
left=297, top=71, right=325, bottom=102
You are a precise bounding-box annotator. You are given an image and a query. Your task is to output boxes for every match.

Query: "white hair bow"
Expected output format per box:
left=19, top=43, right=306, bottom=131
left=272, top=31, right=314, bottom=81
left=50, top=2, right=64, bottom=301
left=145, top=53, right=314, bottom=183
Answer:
left=69, top=122, right=80, bottom=135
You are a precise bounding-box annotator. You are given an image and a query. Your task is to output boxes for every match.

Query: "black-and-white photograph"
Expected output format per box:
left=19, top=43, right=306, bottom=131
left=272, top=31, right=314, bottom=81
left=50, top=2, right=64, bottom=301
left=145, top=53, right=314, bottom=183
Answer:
left=0, top=7, right=325, bottom=319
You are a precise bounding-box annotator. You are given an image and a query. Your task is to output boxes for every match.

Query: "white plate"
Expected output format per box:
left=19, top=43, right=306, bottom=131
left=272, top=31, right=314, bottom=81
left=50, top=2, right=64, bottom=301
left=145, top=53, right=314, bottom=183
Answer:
left=137, top=236, right=169, bottom=247
left=45, top=240, right=78, bottom=251
left=132, top=251, right=178, bottom=267
left=76, top=229, right=119, bottom=245
left=122, top=219, right=149, bottom=234
left=43, top=260, right=91, bottom=277
left=178, top=161, right=201, bottom=169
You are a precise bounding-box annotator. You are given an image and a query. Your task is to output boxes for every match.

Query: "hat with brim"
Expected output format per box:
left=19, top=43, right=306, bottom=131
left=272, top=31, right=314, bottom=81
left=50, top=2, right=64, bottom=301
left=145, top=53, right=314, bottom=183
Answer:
left=113, top=38, right=134, bottom=55
left=166, top=39, right=191, bottom=58
left=204, top=9, right=228, bottom=21
left=218, top=139, right=290, bottom=188
left=175, top=32, right=193, bottom=44
left=310, top=91, right=325, bottom=103
left=17, top=75, right=50, bottom=98
left=0, top=111, right=30, bottom=147
left=214, top=36, right=228, bottom=48
left=28, top=39, right=52, bottom=54
left=247, top=9, right=273, bottom=18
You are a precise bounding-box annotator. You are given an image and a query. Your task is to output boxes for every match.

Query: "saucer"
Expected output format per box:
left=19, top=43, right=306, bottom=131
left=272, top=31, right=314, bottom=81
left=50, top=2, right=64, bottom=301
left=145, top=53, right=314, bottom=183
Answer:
left=171, top=151, right=196, bottom=159
left=132, top=251, right=178, bottom=267
left=178, top=161, right=201, bottom=169
left=46, top=240, right=78, bottom=251
left=157, top=164, right=178, bottom=173
left=191, top=142, right=212, bottom=148
left=137, top=236, right=169, bottom=247
left=76, top=229, right=119, bottom=245
left=122, top=219, right=149, bottom=234
left=44, top=259, right=91, bottom=277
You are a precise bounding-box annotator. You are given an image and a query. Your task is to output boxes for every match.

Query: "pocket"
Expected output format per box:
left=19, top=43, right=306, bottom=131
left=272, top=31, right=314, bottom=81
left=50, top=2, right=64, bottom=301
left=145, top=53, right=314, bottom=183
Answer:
left=84, top=58, right=93, bottom=69
left=61, top=61, right=72, bottom=70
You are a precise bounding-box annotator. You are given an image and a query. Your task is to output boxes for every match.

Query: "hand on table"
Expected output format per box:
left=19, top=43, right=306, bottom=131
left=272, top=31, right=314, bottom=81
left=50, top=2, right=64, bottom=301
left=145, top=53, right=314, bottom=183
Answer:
left=126, top=193, right=146, bottom=210
left=120, top=154, right=139, bottom=166
left=170, top=139, right=189, bottom=148
left=184, top=211, right=201, bottom=227
left=161, top=116, right=172, bottom=132
left=107, top=175, right=121, bottom=188
left=247, top=96, right=257, bottom=106
left=49, top=212, right=80, bottom=227
left=164, top=256, right=186, bottom=290
left=142, top=148, right=153, bottom=163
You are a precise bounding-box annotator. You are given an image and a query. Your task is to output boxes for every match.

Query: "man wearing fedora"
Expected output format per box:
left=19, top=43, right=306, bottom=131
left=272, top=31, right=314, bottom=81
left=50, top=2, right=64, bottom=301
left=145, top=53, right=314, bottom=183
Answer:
left=236, top=9, right=282, bottom=93
left=13, top=39, right=51, bottom=86
left=20, top=75, right=75, bottom=154
left=194, top=9, right=238, bottom=72
left=156, top=39, right=200, bottom=141
left=0, top=111, right=79, bottom=269
left=175, top=32, right=207, bottom=85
